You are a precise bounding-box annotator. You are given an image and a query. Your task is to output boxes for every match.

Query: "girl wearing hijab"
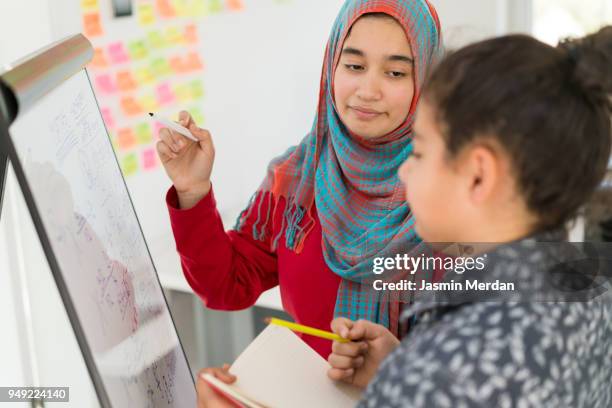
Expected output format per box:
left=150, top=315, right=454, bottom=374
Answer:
left=156, top=0, right=442, bottom=359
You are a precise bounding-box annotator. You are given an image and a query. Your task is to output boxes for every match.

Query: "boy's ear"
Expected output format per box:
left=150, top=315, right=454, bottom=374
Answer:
left=465, top=144, right=499, bottom=204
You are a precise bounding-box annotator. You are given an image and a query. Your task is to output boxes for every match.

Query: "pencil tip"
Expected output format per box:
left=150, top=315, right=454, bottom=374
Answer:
left=148, top=112, right=153, bottom=116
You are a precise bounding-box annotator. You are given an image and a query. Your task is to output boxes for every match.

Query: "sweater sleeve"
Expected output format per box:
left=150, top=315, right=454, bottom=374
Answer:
left=166, top=185, right=279, bottom=310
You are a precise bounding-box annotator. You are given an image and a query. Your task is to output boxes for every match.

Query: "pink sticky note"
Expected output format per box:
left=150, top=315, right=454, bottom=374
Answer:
left=142, top=148, right=157, bottom=170
left=95, top=74, right=116, bottom=94
left=155, top=83, right=176, bottom=105
left=101, top=108, right=115, bottom=129
left=108, top=42, right=130, bottom=64
left=153, top=122, right=165, bottom=140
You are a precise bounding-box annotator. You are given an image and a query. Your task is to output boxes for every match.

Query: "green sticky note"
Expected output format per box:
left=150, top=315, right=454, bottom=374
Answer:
left=147, top=30, right=167, bottom=49
left=135, top=123, right=153, bottom=145
left=208, top=0, right=223, bottom=13
left=189, top=80, right=205, bottom=99
left=150, top=57, right=171, bottom=77
left=128, top=40, right=148, bottom=60
left=189, top=107, right=205, bottom=125
left=121, top=153, right=138, bottom=176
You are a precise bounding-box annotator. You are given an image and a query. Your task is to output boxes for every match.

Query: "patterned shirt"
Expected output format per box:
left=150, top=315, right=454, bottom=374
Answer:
left=359, top=232, right=612, bottom=407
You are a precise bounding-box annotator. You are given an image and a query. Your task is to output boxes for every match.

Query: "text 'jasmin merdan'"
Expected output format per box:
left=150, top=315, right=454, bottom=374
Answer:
left=373, top=254, right=488, bottom=275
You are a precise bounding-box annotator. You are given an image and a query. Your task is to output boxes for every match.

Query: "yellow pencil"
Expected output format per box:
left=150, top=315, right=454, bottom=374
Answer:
left=265, top=317, right=350, bottom=343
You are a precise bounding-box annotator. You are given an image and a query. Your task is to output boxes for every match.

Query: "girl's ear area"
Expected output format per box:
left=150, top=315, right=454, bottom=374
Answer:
left=460, top=143, right=500, bottom=204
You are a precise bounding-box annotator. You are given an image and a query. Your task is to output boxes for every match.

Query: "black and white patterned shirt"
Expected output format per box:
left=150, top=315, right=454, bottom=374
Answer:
left=359, top=232, right=612, bottom=407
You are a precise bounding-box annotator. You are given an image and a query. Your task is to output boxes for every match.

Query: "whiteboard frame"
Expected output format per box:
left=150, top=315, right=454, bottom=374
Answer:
left=0, top=34, right=194, bottom=407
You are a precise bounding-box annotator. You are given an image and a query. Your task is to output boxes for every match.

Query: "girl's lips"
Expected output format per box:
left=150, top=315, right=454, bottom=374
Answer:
left=350, top=106, right=383, bottom=120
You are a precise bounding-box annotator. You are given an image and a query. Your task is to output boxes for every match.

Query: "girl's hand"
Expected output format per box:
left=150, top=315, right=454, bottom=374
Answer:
left=196, top=364, right=237, bottom=408
left=156, top=110, right=215, bottom=209
left=327, top=318, right=400, bottom=389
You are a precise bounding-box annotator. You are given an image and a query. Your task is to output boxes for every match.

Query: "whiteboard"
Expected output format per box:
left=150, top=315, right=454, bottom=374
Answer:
left=8, top=69, right=195, bottom=407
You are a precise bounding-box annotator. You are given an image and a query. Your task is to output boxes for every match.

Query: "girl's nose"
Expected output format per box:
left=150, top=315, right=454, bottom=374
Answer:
left=356, top=72, right=382, bottom=101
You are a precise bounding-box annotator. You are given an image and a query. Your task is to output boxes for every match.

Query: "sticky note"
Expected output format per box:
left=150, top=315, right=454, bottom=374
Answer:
left=174, top=83, right=191, bottom=102
left=142, top=148, right=157, bottom=170
left=156, top=83, right=176, bottom=105
left=116, top=70, right=138, bottom=91
left=192, top=1, right=208, bottom=17
left=150, top=57, right=171, bottom=77
left=172, top=0, right=189, bottom=17
left=128, top=40, right=149, bottom=60
left=120, top=97, right=143, bottom=116
left=156, top=0, right=176, bottom=18
left=94, top=74, right=116, bottom=94
left=189, top=80, right=205, bottom=99
left=83, top=13, right=103, bottom=37
left=169, top=56, right=186, bottom=73
left=208, top=0, right=223, bottom=13
left=121, top=153, right=138, bottom=176
left=184, top=24, right=198, bottom=44
left=89, top=47, right=108, bottom=68
left=137, top=3, right=156, bottom=26
left=135, top=123, right=153, bottom=144
left=185, top=52, right=204, bottom=70
left=135, top=67, right=155, bottom=85
left=117, top=128, right=137, bottom=150
left=81, top=0, right=99, bottom=10
left=101, top=108, right=115, bottom=129
left=226, top=0, right=244, bottom=11
left=165, top=26, right=184, bottom=45
left=139, top=94, right=159, bottom=112
left=108, top=42, right=130, bottom=64
left=147, top=30, right=167, bottom=49
left=189, top=107, right=205, bottom=125
left=153, top=121, right=165, bottom=140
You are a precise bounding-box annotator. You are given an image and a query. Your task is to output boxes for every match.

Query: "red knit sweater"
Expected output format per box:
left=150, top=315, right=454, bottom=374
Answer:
left=167, top=186, right=341, bottom=358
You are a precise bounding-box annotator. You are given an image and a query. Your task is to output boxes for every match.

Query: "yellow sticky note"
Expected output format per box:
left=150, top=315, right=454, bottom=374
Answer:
left=121, top=153, right=138, bottom=176
left=137, top=3, right=156, bottom=26
left=172, top=0, right=189, bottom=17
left=81, top=0, right=99, bottom=10
left=139, top=94, right=159, bottom=112
left=135, top=67, right=155, bottom=85
left=128, top=40, right=149, bottom=60
left=174, top=83, right=192, bottom=102
left=147, top=30, right=168, bottom=49
left=165, top=26, right=184, bottom=45
left=192, top=1, right=208, bottom=17
left=135, top=123, right=153, bottom=145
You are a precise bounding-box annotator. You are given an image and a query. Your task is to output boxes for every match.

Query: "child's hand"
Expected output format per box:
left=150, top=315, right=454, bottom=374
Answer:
left=156, top=110, right=215, bottom=209
left=196, top=364, right=237, bottom=408
left=327, top=318, right=400, bottom=389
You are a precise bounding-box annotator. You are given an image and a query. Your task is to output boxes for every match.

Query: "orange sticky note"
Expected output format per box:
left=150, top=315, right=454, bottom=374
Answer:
left=137, top=3, right=156, bottom=26
left=156, top=0, right=176, bottom=18
left=156, top=83, right=176, bottom=105
left=108, top=42, right=130, bottom=64
left=226, top=0, right=244, bottom=11
left=117, top=128, right=137, bottom=150
left=185, top=52, right=204, bottom=71
left=135, top=123, right=153, bottom=145
left=184, top=24, right=198, bottom=44
left=94, top=74, right=116, bottom=94
left=90, top=47, right=109, bottom=68
left=168, top=56, right=185, bottom=73
left=101, top=108, right=115, bottom=129
left=120, top=97, right=143, bottom=116
left=142, top=148, right=157, bottom=170
left=116, top=70, right=138, bottom=91
left=83, top=13, right=103, bottom=37
left=121, top=153, right=139, bottom=176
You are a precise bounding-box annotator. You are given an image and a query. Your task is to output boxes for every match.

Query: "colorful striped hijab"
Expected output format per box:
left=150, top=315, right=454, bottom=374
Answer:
left=235, top=0, right=442, bottom=334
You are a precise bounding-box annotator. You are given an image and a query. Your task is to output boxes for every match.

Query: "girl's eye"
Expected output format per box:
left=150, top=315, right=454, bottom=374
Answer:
left=344, top=64, right=364, bottom=71
left=411, top=152, right=422, bottom=159
left=388, top=71, right=406, bottom=78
